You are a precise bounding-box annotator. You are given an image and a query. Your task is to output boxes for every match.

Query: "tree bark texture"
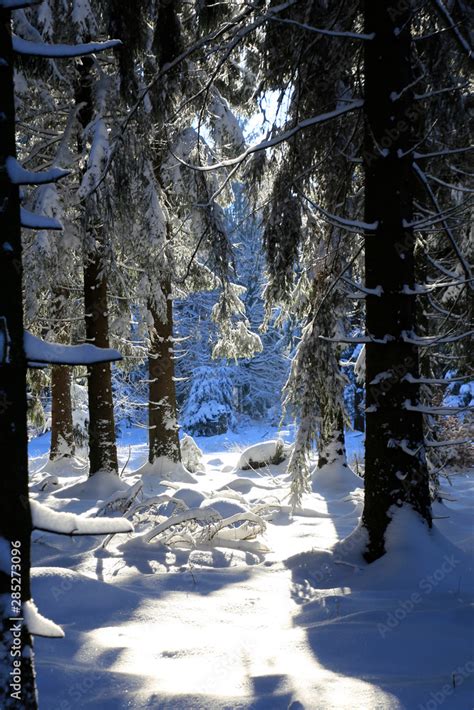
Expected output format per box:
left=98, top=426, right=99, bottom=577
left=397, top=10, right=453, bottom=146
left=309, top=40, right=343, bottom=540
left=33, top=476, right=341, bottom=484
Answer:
left=49, top=289, right=74, bottom=460
left=362, top=0, right=432, bottom=560
left=0, top=10, right=38, bottom=707
left=75, top=56, right=118, bottom=476
left=148, top=288, right=181, bottom=464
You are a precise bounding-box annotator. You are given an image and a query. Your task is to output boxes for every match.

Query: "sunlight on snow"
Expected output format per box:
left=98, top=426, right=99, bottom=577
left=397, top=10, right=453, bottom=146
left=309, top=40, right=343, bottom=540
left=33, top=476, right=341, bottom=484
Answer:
left=84, top=570, right=399, bottom=709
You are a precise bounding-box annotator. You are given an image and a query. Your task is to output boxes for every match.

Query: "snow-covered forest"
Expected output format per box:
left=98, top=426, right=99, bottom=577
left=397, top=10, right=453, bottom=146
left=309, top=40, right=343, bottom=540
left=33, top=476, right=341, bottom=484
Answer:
left=0, top=1, right=473, bottom=708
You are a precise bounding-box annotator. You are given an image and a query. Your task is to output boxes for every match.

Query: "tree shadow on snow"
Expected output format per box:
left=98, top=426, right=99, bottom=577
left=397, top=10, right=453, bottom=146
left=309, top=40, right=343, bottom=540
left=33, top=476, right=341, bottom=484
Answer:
left=285, top=519, right=474, bottom=710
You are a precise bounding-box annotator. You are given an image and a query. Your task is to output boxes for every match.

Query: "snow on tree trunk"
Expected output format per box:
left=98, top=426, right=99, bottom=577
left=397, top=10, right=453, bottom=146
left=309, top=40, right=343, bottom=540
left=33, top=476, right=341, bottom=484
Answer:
left=148, top=294, right=180, bottom=464
left=0, top=8, right=37, bottom=706
left=75, top=56, right=117, bottom=476
left=362, top=2, right=432, bottom=561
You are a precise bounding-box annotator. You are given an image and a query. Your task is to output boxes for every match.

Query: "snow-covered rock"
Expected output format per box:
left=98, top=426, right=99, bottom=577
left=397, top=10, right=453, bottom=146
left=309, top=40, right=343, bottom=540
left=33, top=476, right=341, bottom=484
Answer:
left=237, top=439, right=287, bottom=470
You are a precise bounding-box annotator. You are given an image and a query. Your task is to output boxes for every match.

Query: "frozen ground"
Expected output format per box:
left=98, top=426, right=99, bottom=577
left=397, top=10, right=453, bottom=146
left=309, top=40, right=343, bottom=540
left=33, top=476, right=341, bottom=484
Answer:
left=28, top=424, right=474, bottom=709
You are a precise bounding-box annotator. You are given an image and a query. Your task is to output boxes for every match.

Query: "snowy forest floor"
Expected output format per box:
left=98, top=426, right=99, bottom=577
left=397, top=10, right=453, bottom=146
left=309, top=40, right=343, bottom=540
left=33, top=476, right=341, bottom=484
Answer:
left=28, top=424, right=474, bottom=710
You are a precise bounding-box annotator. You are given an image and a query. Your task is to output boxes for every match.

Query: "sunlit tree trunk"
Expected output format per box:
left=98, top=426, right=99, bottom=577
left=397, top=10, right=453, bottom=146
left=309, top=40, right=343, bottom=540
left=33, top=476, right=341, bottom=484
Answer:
left=49, top=289, right=74, bottom=461
left=75, top=56, right=118, bottom=476
left=148, top=286, right=180, bottom=464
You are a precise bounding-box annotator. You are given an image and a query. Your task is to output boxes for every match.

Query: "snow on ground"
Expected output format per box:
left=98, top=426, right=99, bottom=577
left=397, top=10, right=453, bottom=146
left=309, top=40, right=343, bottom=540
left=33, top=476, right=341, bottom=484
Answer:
left=27, top=424, right=474, bottom=709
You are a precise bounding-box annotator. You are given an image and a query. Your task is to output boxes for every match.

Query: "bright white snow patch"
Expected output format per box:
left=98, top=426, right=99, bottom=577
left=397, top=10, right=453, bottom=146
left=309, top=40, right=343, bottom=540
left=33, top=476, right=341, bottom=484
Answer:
left=23, top=599, right=64, bottom=638
left=24, top=331, right=121, bottom=366
left=31, top=500, right=133, bottom=535
left=53, top=470, right=129, bottom=501
left=311, top=460, right=363, bottom=497
left=137, top=457, right=197, bottom=487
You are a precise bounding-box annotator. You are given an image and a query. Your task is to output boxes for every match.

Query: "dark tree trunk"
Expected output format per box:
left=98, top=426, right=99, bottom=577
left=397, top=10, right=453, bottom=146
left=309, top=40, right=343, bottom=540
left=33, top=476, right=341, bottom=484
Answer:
left=148, top=288, right=181, bottom=464
left=353, top=385, right=365, bottom=432
left=50, top=366, right=75, bottom=460
left=49, top=289, right=74, bottom=461
left=0, top=9, right=38, bottom=707
left=75, top=56, right=117, bottom=476
left=83, top=249, right=118, bottom=474
left=144, top=1, right=184, bottom=466
left=362, top=1, right=432, bottom=561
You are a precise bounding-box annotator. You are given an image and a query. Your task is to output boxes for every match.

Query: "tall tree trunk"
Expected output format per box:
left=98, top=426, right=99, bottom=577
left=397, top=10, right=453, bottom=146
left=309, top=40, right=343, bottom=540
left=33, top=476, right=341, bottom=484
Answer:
left=148, top=286, right=180, bottom=464
left=50, top=366, right=74, bottom=460
left=144, top=0, right=184, bottom=466
left=362, top=1, right=431, bottom=561
left=49, top=289, right=74, bottom=461
left=83, top=247, right=118, bottom=474
left=75, top=56, right=117, bottom=476
left=0, top=9, right=38, bottom=707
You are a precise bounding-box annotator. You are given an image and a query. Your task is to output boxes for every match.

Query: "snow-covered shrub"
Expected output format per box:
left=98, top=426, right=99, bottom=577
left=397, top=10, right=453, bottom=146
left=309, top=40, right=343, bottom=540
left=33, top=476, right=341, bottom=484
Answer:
left=180, top=435, right=204, bottom=472
left=181, top=366, right=235, bottom=436
left=126, top=490, right=266, bottom=549
left=436, top=415, right=474, bottom=470
left=71, top=380, right=89, bottom=450
left=27, top=369, right=48, bottom=437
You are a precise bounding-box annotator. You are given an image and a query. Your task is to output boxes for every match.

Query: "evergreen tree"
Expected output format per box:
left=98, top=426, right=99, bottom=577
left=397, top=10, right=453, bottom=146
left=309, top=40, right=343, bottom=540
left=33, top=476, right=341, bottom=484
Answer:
left=0, top=4, right=127, bottom=703
left=183, top=0, right=472, bottom=558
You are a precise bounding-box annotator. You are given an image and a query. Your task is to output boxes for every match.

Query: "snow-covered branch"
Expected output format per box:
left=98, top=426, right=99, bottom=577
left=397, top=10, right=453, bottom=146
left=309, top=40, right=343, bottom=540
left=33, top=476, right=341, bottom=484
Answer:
left=20, top=207, right=62, bottom=230
left=403, top=401, right=473, bottom=414
left=266, top=15, right=374, bottom=41
left=300, top=191, right=378, bottom=232
left=31, top=500, right=133, bottom=536
left=342, top=277, right=383, bottom=296
left=413, top=162, right=473, bottom=286
left=173, top=101, right=363, bottom=173
left=0, top=0, right=40, bottom=8
left=401, top=329, right=474, bottom=346
left=12, top=36, right=121, bottom=58
left=24, top=332, right=122, bottom=366
left=414, top=146, right=473, bottom=160
left=6, top=157, right=70, bottom=185
left=430, top=0, right=474, bottom=60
